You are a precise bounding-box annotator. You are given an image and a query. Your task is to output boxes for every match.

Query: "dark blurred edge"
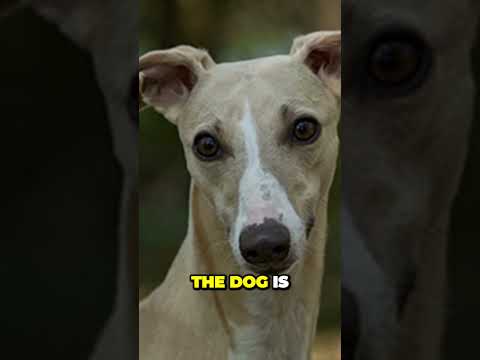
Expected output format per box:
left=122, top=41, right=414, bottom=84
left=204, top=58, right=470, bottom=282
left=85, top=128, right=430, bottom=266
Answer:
left=447, top=19, right=480, bottom=359
left=0, top=3, right=136, bottom=359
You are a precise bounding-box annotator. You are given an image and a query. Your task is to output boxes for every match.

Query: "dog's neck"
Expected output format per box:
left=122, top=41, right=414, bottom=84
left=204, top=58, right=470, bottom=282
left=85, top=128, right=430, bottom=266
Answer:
left=161, top=181, right=328, bottom=359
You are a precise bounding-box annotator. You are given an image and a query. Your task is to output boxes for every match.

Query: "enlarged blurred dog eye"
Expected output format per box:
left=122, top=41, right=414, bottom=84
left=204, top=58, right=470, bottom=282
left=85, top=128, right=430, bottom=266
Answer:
left=370, top=41, right=419, bottom=84
left=367, top=31, right=431, bottom=93
left=193, top=132, right=222, bottom=161
left=292, top=117, right=321, bottom=144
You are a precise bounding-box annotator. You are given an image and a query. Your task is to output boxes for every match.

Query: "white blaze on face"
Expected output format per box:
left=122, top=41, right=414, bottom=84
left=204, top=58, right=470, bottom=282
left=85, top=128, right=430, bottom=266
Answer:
left=232, top=100, right=305, bottom=263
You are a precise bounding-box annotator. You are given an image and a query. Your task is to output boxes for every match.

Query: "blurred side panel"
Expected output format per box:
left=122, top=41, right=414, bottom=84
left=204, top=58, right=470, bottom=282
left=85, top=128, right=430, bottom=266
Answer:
left=0, top=1, right=137, bottom=359
left=342, top=1, right=479, bottom=359
left=446, top=19, right=480, bottom=360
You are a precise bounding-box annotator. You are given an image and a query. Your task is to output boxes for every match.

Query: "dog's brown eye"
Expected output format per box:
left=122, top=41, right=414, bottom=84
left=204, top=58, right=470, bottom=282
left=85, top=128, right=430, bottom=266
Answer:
left=292, top=117, right=320, bottom=144
left=370, top=40, right=420, bottom=85
left=193, top=133, right=221, bottom=161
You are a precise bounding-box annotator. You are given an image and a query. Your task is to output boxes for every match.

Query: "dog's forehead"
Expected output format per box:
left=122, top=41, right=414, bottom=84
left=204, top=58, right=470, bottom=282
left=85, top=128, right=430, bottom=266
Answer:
left=181, top=55, right=326, bottom=130
left=201, top=55, right=312, bottom=99
left=210, top=55, right=295, bottom=78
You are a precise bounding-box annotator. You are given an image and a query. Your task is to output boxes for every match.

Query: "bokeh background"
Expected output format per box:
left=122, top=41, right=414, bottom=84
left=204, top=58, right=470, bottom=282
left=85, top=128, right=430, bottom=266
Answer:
left=139, top=1, right=340, bottom=358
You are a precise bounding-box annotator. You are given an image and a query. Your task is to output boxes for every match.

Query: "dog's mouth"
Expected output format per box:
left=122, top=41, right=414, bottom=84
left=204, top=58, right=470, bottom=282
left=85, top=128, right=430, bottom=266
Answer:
left=246, top=258, right=298, bottom=276
left=306, top=216, right=316, bottom=238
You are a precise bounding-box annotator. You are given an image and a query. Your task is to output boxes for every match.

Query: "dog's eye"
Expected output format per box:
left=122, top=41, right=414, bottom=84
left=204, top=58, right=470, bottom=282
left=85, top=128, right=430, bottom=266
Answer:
left=367, top=31, right=431, bottom=93
left=193, top=132, right=222, bottom=161
left=292, top=117, right=321, bottom=144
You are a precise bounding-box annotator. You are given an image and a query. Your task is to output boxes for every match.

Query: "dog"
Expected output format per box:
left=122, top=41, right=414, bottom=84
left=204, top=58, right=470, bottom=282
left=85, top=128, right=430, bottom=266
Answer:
left=139, top=31, right=341, bottom=360
left=342, top=1, right=479, bottom=359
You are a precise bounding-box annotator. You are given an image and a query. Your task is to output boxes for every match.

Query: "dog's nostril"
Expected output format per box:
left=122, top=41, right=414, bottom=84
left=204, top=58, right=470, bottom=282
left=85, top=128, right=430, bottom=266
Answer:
left=273, top=245, right=287, bottom=255
left=246, top=250, right=258, bottom=260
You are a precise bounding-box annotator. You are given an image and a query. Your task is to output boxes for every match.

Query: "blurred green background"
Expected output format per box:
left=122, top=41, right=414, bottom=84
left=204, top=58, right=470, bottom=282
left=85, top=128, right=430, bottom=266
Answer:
left=139, top=0, right=341, bottom=342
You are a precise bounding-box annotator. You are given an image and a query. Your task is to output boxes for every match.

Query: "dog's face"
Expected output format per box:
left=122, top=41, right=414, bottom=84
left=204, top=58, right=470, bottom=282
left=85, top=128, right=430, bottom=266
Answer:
left=140, top=32, right=340, bottom=274
left=343, top=0, right=477, bottom=285
left=342, top=0, right=478, bottom=359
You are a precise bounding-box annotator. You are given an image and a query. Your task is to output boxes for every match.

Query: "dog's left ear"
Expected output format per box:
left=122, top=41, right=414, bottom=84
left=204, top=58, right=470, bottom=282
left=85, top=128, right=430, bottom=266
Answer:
left=290, top=31, right=341, bottom=97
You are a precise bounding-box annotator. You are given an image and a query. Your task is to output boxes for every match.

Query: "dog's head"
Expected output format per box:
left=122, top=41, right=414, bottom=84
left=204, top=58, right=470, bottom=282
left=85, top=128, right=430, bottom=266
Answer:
left=342, top=0, right=478, bottom=359
left=343, top=0, right=478, bottom=284
left=140, top=32, right=340, bottom=274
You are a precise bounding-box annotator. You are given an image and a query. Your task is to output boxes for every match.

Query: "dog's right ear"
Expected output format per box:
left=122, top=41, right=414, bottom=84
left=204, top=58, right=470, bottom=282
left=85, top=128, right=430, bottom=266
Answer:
left=139, top=46, right=215, bottom=124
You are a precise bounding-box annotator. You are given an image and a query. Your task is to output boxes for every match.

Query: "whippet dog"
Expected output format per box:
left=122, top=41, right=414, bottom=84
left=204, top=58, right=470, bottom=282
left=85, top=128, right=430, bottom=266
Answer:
left=342, top=1, right=479, bottom=359
left=139, top=31, right=341, bottom=360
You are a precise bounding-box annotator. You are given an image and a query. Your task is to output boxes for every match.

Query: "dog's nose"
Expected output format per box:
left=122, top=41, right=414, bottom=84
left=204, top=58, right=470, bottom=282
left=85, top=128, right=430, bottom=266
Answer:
left=239, top=218, right=290, bottom=266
